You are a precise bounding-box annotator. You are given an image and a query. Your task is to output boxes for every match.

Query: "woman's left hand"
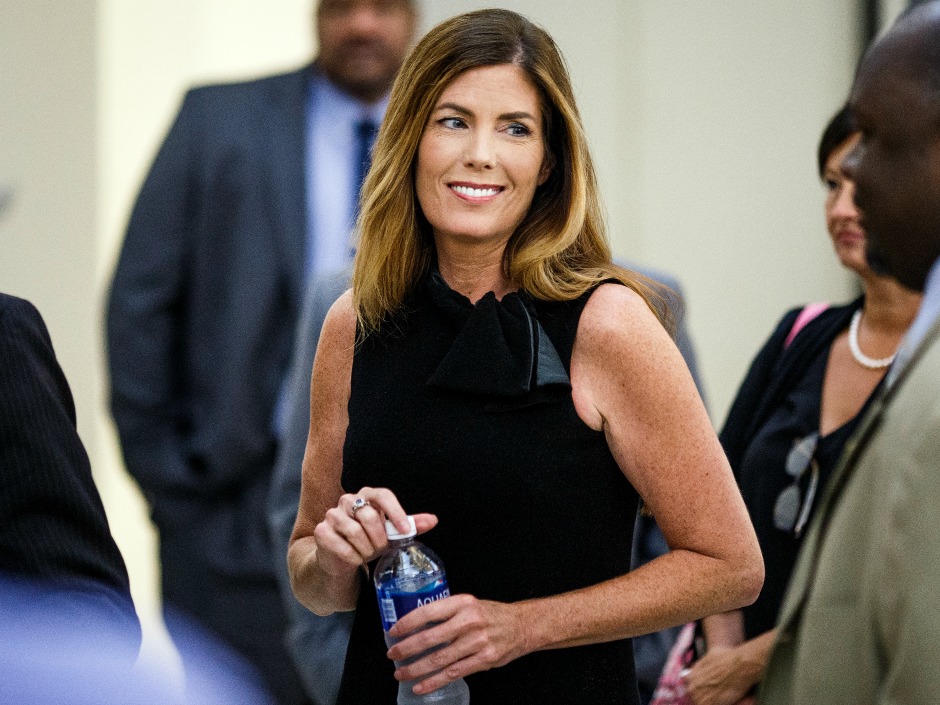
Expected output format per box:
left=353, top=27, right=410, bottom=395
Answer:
left=684, top=646, right=757, bottom=705
left=684, top=627, right=774, bottom=705
left=386, top=594, right=533, bottom=695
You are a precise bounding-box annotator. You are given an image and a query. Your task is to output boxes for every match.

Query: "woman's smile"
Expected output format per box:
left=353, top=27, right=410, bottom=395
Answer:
left=448, top=182, right=505, bottom=202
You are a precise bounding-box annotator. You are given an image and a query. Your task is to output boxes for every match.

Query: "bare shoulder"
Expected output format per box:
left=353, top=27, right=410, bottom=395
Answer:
left=312, top=289, right=357, bottom=388
left=321, top=289, right=356, bottom=337
left=571, top=282, right=687, bottom=430
left=317, top=289, right=356, bottom=353
left=577, top=282, right=669, bottom=353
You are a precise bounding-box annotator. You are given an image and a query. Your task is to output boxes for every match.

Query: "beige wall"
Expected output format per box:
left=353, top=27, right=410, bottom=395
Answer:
left=0, top=1, right=98, bottom=451
left=3, top=0, right=907, bottom=673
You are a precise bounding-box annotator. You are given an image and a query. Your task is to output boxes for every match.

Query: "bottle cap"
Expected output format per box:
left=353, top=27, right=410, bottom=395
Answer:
left=384, top=515, right=417, bottom=540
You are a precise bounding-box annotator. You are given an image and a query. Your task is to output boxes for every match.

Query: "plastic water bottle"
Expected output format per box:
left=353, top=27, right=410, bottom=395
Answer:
left=374, top=516, right=470, bottom=705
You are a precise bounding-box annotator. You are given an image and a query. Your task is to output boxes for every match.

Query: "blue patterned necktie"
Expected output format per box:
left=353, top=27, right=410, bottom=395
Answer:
left=349, top=120, right=379, bottom=259
left=354, top=119, right=379, bottom=210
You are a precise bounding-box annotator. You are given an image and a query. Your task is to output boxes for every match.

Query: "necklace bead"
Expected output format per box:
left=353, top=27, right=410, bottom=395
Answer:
left=848, top=309, right=896, bottom=369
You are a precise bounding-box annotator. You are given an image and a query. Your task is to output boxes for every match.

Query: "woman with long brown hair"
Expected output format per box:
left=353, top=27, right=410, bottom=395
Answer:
left=288, top=10, right=762, bottom=704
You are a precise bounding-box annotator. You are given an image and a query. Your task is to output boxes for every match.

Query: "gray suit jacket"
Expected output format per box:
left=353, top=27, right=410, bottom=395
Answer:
left=107, top=67, right=310, bottom=577
left=759, top=317, right=940, bottom=704
left=267, top=270, right=354, bottom=705
left=267, top=263, right=706, bottom=705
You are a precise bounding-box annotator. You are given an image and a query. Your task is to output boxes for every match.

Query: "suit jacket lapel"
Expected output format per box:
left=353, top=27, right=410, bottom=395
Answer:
left=262, top=66, right=310, bottom=308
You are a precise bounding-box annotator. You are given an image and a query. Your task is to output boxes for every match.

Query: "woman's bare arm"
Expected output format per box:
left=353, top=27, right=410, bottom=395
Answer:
left=287, top=291, right=363, bottom=615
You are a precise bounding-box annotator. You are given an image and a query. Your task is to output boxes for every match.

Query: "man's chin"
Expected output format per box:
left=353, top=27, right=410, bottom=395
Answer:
left=332, top=64, right=396, bottom=99
left=866, top=242, right=929, bottom=292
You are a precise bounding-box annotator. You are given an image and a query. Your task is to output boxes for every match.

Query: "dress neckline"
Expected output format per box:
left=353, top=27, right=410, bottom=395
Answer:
left=423, top=269, right=570, bottom=397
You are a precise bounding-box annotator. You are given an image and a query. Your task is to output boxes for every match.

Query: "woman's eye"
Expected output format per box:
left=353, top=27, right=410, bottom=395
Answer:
left=440, top=117, right=466, bottom=129
left=825, top=178, right=839, bottom=192
left=506, top=123, right=531, bottom=137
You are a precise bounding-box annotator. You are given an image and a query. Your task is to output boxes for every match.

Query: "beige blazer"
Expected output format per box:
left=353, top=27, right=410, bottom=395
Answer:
left=760, top=317, right=940, bottom=704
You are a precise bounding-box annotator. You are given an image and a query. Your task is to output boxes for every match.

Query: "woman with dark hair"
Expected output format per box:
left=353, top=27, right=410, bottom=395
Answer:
left=287, top=10, right=763, bottom=704
left=683, top=105, right=922, bottom=705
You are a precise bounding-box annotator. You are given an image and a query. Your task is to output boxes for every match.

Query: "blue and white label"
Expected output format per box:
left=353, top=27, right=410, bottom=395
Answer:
left=376, top=578, right=450, bottom=632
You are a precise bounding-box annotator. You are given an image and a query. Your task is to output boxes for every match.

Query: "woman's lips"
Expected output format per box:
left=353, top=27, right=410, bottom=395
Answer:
left=836, top=228, right=865, bottom=245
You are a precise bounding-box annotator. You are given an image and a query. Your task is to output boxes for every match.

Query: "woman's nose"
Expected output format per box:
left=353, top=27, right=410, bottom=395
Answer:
left=832, top=180, right=858, bottom=219
left=464, top=132, right=496, bottom=169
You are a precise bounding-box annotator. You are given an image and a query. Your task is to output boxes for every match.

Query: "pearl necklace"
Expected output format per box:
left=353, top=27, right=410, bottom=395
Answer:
left=848, top=309, right=896, bottom=369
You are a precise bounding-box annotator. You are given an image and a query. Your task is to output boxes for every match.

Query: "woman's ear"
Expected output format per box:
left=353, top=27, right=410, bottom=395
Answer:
left=538, top=154, right=554, bottom=186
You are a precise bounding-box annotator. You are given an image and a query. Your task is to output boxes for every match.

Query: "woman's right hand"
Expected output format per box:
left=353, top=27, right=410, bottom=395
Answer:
left=311, top=486, right=438, bottom=577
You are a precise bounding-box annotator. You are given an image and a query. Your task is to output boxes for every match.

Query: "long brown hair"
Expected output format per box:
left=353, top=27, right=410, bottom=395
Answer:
left=353, top=8, right=668, bottom=334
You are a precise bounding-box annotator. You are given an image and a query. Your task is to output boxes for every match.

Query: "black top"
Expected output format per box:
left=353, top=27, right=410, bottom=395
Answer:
left=338, top=273, right=641, bottom=705
left=735, top=335, right=859, bottom=637
left=719, top=297, right=880, bottom=639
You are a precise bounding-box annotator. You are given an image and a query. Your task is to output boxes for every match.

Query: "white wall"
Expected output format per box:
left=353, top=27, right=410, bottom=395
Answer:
left=0, top=0, right=98, bottom=452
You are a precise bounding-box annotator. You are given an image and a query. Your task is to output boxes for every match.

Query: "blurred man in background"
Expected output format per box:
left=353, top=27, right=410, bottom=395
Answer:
left=106, top=2, right=418, bottom=702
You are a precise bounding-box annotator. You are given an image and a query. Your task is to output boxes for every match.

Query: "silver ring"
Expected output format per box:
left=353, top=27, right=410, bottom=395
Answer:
left=350, top=497, right=369, bottom=517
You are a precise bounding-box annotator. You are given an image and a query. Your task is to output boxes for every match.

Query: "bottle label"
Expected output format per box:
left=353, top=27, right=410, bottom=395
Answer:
left=376, top=578, right=450, bottom=632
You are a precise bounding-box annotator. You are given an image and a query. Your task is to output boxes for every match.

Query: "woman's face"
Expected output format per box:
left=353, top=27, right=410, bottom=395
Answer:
left=824, top=133, right=870, bottom=275
left=415, top=63, right=550, bottom=252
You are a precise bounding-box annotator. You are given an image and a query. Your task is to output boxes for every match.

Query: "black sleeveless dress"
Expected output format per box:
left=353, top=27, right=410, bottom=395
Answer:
left=337, top=272, right=641, bottom=705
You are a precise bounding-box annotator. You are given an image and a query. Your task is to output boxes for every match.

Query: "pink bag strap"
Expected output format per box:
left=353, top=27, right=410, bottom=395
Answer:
left=784, top=302, right=830, bottom=348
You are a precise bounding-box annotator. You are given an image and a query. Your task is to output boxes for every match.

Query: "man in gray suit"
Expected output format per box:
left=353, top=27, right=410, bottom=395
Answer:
left=269, top=270, right=353, bottom=705
left=760, top=4, right=940, bottom=703
left=268, top=263, right=707, bottom=705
